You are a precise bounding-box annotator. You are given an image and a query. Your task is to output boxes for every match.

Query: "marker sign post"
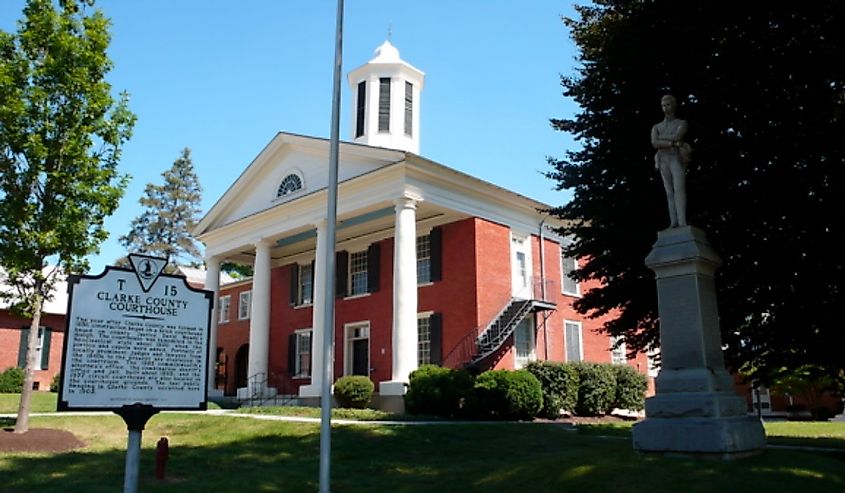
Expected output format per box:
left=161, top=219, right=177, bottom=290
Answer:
left=58, top=254, right=213, bottom=493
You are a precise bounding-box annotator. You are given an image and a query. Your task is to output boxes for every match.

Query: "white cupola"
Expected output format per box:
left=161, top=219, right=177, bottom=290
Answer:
left=347, top=40, right=425, bottom=154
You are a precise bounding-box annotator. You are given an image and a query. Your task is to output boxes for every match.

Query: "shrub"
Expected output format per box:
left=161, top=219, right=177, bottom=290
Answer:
left=570, top=362, right=616, bottom=416
left=473, top=369, right=543, bottom=420
left=334, top=375, right=374, bottom=409
left=50, top=372, right=62, bottom=393
left=610, top=364, right=647, bottom=411
left=0, top=367, right=25, bottom=393
left=525, top=361, right=579, bottom=419
left=405, top=365, right=474, bottom=418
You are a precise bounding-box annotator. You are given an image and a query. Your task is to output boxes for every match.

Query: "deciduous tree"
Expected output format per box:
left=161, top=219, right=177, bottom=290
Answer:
left=549, top=1, right=845, bottom=389
left=0, top=0, right=135, bottom=432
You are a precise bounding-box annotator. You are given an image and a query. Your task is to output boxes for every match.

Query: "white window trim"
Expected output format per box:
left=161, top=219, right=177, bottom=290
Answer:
left=238, top=291, right=252, bottom=320
left=610, top=335, right=627, bottom=364
left=297, top=262, right=314, bottom=307
left=513, top=315, right=536, bottom=369
left=293, top=328, right=313, bottom=379
left=564, top=320, right=583, bottom=362
left=347, top=249, right=369, bottom=297
left=417, top=311, right=434, bottom=367
left=561, top=254, right=581, bottom=297
left=219, top=295, right=231, bottom=324
left=416, top=233, right=432, bottom=285
left=343, top=321, right=370, bottom=376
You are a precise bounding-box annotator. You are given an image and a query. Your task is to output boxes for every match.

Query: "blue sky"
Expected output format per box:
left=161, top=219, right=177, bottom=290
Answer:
left=0, top=1, right=581, bottom=273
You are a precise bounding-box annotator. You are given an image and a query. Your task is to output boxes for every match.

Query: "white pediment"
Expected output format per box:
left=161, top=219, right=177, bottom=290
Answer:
left=195, top=133, right=407, bottom=236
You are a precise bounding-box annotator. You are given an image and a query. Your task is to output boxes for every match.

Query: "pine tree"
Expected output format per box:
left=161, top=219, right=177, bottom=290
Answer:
left=120, top=148, right=203, bottom=266
left=0, top=0, right=135, bottom=433
left=549, top=1, right=845, bottom=388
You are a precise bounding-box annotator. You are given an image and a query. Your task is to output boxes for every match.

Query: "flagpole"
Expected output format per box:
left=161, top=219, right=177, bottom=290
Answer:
left=319, top=0, right=344, bottom=492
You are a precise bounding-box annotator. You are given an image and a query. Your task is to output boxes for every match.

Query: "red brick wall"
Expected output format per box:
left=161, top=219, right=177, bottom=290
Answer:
left=0, top=309, right=66, bottom=391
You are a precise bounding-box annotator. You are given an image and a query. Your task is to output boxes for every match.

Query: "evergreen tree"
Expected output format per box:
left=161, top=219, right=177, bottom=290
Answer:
left=0, top=0, right=135, bottom=432
left=549, top=1, right=845, bottom=388
left=120, top=148, right=203, bottom=266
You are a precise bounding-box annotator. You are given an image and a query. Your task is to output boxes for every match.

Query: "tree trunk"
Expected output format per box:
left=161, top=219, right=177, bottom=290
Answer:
left=14, top=291, right=44, bottom=434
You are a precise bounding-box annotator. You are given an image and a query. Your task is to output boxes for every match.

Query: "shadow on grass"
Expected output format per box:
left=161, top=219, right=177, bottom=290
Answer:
left=1, top=421, right=844, bottom=493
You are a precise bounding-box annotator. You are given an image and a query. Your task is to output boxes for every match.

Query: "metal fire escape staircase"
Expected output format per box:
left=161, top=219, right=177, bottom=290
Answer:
left=468, top=295, right=556, bottom=369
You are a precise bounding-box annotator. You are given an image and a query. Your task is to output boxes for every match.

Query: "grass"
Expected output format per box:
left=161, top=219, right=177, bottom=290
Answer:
left=235, top=405, right=435, bottom=421
left=0, top=392, right=58, bottom=413
left=1, top=413, right=843, bottom=493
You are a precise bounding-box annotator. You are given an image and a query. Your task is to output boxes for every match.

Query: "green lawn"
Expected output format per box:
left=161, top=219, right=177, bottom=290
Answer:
left=1, top=413, right=843, bottom=493
left=0, top=392, right=58, bottom=413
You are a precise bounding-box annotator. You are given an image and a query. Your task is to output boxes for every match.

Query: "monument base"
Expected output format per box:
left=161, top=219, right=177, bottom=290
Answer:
left=632, top=416, right=766, bottom=459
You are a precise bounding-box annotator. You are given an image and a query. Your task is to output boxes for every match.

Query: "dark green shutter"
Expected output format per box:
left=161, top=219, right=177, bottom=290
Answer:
left=430, top=227, right=443, bottom=282
left=40, top=328, right=52, bottom=370
left=367, top=243, right=380, bottom=293
left=288, top=333, right=297, bottom=375
left=430, top=313, right=443, bottom=366
left=336, top=251, right=349, bottom=297
left=17, top=328, right=29, bottom=368
left=289, top=263, right=300, bottom=305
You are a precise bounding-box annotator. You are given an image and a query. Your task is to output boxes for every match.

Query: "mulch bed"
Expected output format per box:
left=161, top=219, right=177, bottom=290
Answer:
left=0, top=427, right=86, bottom=453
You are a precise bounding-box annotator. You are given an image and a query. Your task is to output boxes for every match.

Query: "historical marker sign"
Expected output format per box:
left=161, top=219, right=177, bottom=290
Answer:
left=58, top=254, right=213, bottom=411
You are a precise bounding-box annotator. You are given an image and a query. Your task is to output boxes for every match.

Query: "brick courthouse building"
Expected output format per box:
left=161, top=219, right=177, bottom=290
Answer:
left=196, top=41, right=650, bottom=405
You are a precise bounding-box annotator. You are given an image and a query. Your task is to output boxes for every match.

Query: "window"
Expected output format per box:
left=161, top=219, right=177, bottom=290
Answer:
left=610, top=335, right=627, bottom=364
left=565, top=321, right=583, bottom=362
left=514, top=316, right=536, bottom=369
left=404, top=81, right=413, bottom=136
left=349, top=250, right=369, bottom=296
left=378, top=77, right=391, bottom=132
left=277, top=173, right=303, bottom=198
left=417, top=315, right=432, bottom=366
left=561, top=254, right=580, bottom=296
left=299, top=263, right=314, bottom=305
left=293, top=330, right=312, bottom=378
left=238, top=291, right=251, bottom=320
left=18, top=327, right=51, bottom=370
left=356, top=81, right=366, bottom=137
left=219, top=295, right=231, bottom=323
left=416, top=234, right=431, bottom=283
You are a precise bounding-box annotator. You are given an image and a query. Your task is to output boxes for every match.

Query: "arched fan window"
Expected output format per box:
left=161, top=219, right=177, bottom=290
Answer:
left=277, top=173, right=303, bottom=198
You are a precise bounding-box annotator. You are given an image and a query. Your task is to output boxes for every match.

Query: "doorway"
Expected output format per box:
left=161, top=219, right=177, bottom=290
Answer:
left=345, top=322, right=370, bottom=376
left=235, top=344, right=249, bottom=392
left=511, top=233, right=533, bottom=299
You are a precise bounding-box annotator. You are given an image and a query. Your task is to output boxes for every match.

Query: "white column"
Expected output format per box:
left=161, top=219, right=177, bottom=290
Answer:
left=381, top=196, right=419, bottom=395
left=246, top=239, right=272, bottom=393
left=205, top=256, right=222, bottom=396
left=300, top=220, right=329, bottom=398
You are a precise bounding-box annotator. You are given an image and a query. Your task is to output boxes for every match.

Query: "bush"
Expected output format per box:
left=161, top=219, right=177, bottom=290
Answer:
left=334, top=375, right=374, bottom=409
left=610, top=364, right=647, bottom=411
left=0, top=367, right=25, bottom=393
left=570, top=362, right=616, bottom=416
left=50, top=372, right=61, bottom=393
left=473, top=369, right=543, bottom=420
left=525, top=361, right=579, bottom=419
left=405, top=365, right=475, bottom=418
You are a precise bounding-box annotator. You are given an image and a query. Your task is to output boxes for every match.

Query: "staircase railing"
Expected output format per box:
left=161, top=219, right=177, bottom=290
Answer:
left=441, top=277, right=558, bottom=370
left=240, top=371, right=296, bottom=407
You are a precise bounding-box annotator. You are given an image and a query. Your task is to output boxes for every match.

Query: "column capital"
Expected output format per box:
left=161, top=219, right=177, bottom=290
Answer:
left=314, top=218, right=328, bottom=229
left=252, top=237, right=274, bottom=250
left=394, top=195, right=421, bottom=210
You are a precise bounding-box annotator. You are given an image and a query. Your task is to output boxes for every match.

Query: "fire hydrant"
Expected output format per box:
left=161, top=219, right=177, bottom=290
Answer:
left=155, top=437, right=169, bottom=480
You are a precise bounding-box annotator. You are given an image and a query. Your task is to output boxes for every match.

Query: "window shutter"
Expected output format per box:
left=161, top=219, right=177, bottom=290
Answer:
left=429, top=313, right=443, bottom=366
left=288, top=334, right=297, bottom=375
left=367, top=243, right=380, bottom=293
left=289, top=264, right=300, bottom=305
left=430, top=227, right=443, bottom=282
left=310, top=260, right=316, bottom=288
left=336, top=251, right=349, bottom=297
left=378, top=77, right=391, bottom=132
left=356, top=81, right=366, bottom=137
left=308, top=332, right=314, bottom=377
left=40, top=328, right=52, bottom=370
left=18, top=328, right=29, bottom=368
left=404, top=81, right=413, bottom=136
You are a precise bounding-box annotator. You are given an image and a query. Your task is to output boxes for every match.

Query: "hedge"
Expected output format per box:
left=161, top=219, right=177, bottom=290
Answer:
left=525, top=361, right=579, bottom=419
left=405, top=365, right=474, bottom=418
left=610, top=364, right=647, bottom=412
left=0, top=367, right=25, bottom=393
left=473, top=369, right=542, bottom=420
left=570, top=362, right=616, bottom=416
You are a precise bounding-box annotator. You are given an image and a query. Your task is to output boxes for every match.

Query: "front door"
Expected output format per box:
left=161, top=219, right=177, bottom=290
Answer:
left=511, top=234, right=533, bottom=299
left=235, top=344, right=249, bottom=392
left=352, top=339, right=369, bottom=376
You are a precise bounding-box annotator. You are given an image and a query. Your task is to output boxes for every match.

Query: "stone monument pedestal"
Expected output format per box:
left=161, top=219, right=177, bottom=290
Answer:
left=632, top=226, right=765, bottom=458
